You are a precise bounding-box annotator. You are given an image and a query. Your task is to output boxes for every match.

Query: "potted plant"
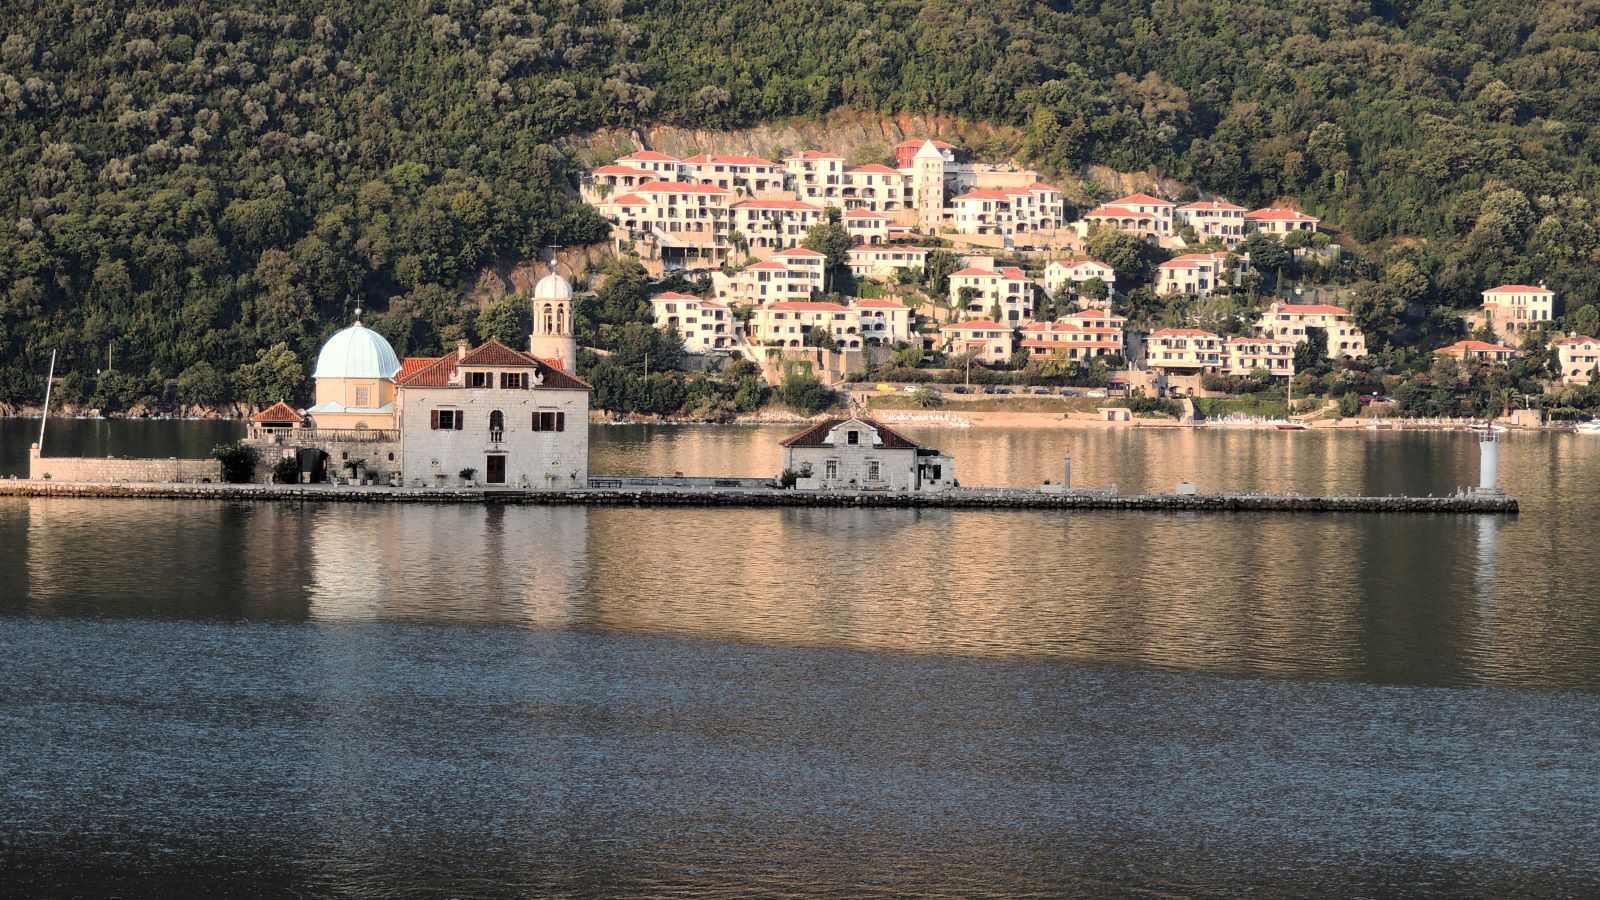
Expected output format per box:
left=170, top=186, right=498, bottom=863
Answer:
left=343, top=458, right=367, bottom=485
left=458, top=467, right=477, bottom=487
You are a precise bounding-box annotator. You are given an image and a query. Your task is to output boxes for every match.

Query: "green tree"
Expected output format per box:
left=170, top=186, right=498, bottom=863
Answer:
left=1087, top=228, right=1155, bottom=288
left=235, top=343, right=305, bottom=405
left=477, top=294, right=532, bottom=346
left=801, top=207, right=854, bottom=292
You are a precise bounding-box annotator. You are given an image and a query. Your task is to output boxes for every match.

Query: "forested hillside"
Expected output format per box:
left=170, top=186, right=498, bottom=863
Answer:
left=3, top=0, right=1600, bottom=408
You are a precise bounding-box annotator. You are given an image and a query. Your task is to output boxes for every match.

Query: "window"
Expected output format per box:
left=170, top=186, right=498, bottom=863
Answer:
left=354, top=387, right=370, bottom=407
left=824, top=460, right=839, bottom=480
left=867, top=460, right=881, bottom=481
left=532, top=410, right=566, bottom=432
left=846, top=430, right=860, bottom=445
left=489, top=410, right=505, bottom=443
left=431, top=409, right=462, bottom=430
left=500, top=372, right=525, bottom=389
left=467, top=371, right=491, bottom=388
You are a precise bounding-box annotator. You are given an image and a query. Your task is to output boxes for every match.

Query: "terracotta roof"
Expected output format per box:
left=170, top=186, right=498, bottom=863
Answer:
left=1180, top=201, right=1245, bottom=211
left=1554, top=335, right=1599, bottom=346
left=732, top=198, right=821, bottom=210
left=682, top=153, right=776, bottom=166
left=1051, top=258, right=1110, bottom=269
left=786, top=150, right=844, bottom=160
left=764, top=301, right=851, bottom=312
left=1245, top=208, right=1317, bottom=221
left=845, top=209, right=889, bottom=218
left=591, top=164, right=652, bottom=176
left=953, top=190, right=1012, bottom=201
left=853, top=299, right=909, bottom=308
left=744, top=261, right=789, bottom=270
left=1270, top=303, right=1349, bottom=316
left=780, top=417, right=924, bottom=450
left=1089, top=206, right=1155, bottom=219
left=1227, top=336, right=1294, bottom=346
left=1437, top=340, right=1516, bottom=354
left=1112, top=193, right=1172, bottom=205
left=651, top=291, right=702, bottom=300
left=251, top=401, right=304, bottom=424
left=619, top=150, right=680, bottom=162
left=847, top=164, right=901, bottom=174
left=1065, top=309, right=1124, bottom=322
left=607, top=193, right=645, bottom=205
left=1150, top=328, right=1221, bottom=338
left=850, top=244, right=926, bottom=254
left=397, top=341, right=591, bottom=390
left=1025, top=182, right=1059, bottom=192
left=1484, top=284, right=1552, bottom=294
left=942, top=319, right=1009, bottom=331
left=637, top=180, right=729, bottom=194
left=398, top=356, right=442, bottom=381
left=773, top=247, right=825, bottom=258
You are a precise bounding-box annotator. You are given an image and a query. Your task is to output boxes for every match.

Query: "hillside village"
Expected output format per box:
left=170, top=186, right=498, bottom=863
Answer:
left=577, top=140, right=1599, bottom=415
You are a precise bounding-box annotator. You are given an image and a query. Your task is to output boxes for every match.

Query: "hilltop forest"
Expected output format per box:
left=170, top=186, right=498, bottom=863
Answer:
left=3, top=0, right=1600, bottom=408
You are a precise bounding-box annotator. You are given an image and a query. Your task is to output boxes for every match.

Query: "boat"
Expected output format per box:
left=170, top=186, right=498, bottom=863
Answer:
left=1275, top=422, right=1308, bottom=431
left=1576, top=419, right=1600, bottom=435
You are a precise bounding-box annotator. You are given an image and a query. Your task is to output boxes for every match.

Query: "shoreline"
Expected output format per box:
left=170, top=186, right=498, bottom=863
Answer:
left=0, top=480, right=1519, bottom=515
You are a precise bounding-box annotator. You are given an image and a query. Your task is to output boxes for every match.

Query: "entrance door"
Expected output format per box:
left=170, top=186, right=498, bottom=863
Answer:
left=485, top=454, right=506, bottom=485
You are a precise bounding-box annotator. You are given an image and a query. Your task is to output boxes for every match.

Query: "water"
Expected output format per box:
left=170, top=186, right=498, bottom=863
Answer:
left=3, top=418, right=1600, bottom=895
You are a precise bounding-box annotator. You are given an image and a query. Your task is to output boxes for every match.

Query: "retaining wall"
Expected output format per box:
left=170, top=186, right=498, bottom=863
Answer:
left=28, top=449, right=222, bottom=483
left=0, top=480, right=1518, bottom=514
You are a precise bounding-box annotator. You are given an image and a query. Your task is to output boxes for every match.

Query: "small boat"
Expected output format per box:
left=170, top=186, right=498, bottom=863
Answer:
left=1576, top=419, right=1600, bottom=435
left=1275, top=422, right=1308, bottom=431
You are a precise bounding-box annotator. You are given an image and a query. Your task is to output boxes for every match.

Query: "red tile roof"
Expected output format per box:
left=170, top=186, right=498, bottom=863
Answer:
left=1180, top=200, right=1245, bottom=211
left=845, top=209, right=889, bottom=218
left=953, top=189, right=1013, bottom=201
left=1245, top=208, right=1317, bottom=221
left=786, top=150, right=844, bottom=160
left=397, top=341, right=591, bottom=390
left=942, top=319, right=1009, bottom=331
left=847, top=164, right=901, bottom=174
left=744, top=261, right=789, bottom=270
left=1484, top=284, right=1552, bottom=294
left=682, top=153, right=776, bottom=166
left=1554, top=335, right=1599, bottom=346
left=1271, top=303, right=1349, bottom=316
left=780, top=417, right=924, bottom=449
left=1089, top=206, right=1155, bottom=219
left=853, top=299, right=909, bottom=308
left=619, top=150, right=679, bottom=162
left=651, top=291, right=702, bottom=300
left=731, top=198, right=821, bottom=210
left=1437, top=340, right=1516, bottom=354
left=607, top=193, right=645, bottom=205
left=398, top=356, right=442, bottom=381
left=637, top=180, right=729, bottom=194
left=773, top=247, right=825, bottom=257
left=894, top=139, right=954, bottom=150
left=765, top=301, right=851, bottom=311
left=1112, top=193, right=1172, bottom=206
left=1150, top=328, right=1221, bottom=338
left=251, top=401, right=304, bottom=424
left=592, top=164, right=652, bottom=176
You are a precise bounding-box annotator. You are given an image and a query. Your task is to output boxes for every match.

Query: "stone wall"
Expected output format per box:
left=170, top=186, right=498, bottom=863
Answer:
left=28, top=448, right=222, bottom=483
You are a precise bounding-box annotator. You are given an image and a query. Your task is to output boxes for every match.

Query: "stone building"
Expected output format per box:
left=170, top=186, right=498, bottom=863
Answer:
left=396, top=340, right=591, bottom=489
left=781, top=417, right=955, bottom=492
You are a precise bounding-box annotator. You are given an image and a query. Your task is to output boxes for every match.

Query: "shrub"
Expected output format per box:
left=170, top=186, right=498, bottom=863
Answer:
left=272, top=456, right=300, bottom=484
left=211, top=442, right=260, bottom=483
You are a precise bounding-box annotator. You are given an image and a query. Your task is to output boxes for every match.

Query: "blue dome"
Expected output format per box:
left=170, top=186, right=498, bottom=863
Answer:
left=313, top=322, right=401, bottom=380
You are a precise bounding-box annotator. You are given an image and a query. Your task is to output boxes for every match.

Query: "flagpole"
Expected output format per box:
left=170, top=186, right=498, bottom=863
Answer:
left=37, top=349, right=56, bottom=450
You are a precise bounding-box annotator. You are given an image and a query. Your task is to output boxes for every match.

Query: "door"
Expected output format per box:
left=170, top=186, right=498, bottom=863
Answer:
left=485, top=454, right=506, bottom=485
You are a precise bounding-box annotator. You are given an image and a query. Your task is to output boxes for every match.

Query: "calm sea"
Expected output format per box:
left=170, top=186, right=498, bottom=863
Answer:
left=2, top=418, right=1598, bottom=896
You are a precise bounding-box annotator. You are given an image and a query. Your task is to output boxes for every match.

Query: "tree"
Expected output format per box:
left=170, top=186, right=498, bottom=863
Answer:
left=804, top=325, right=837, bottom=350
left=801, top=207, right=853, bottom=291
left=1086, top=228, right=1155, bottom=288
left=1294, top=327, right=1329, bottom=373
left=1572, top=304, right=1600, bottom=338
left=923, top=250, right=960, bottom=296
left=177, top=362, right=230, bottom=407
left=1239, top=232, right=1289, bottom=289
left=957, top=286, right=979, bottom=320
left=778, top=360, right=834, bottom=416
left=1078, top=277, right=1109, bottom=303
left=477, top=294, right=532, bottom=346
left=235, top=343, right=305, bottom=405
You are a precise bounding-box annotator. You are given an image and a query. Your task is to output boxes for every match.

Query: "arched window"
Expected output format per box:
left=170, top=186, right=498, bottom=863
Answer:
left=489, top=410, right=505, bottom=443
left=542, top=303, right=554, bottom=335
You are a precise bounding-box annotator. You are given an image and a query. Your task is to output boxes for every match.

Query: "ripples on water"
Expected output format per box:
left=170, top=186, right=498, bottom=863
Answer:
left=3, top=421, right=1600, bottom=895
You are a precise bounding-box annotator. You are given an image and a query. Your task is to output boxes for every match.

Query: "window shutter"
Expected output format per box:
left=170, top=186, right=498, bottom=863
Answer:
left=556, top=412, right=565, bottom=432
left=454, top=412, right=464, bottom=431
left=430, top=410, right=440, bottom=430
left=530, top=412, right=541, bottom=432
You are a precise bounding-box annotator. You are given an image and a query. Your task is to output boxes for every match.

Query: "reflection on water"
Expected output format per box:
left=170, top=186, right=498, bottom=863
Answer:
left=5, top=421, right=1600, bottom=895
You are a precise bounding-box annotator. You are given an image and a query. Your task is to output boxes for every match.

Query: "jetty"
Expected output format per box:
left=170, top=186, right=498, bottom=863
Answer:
left=0, top=479, right=1518, bottom=514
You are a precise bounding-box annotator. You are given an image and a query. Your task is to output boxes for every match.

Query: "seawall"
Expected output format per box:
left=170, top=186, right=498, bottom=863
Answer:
left=0, top=481, right=1519, bottom=515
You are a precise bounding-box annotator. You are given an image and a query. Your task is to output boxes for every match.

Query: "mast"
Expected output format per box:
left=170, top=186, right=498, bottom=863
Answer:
left=37, top=349, right=56, bottom=450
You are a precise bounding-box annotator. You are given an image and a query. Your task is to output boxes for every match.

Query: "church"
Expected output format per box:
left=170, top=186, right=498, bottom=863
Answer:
left=252, top=273, right=592, bottom=489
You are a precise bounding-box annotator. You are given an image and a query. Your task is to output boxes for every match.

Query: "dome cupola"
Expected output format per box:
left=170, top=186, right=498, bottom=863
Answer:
left=312, top=321, right=402, bottom=380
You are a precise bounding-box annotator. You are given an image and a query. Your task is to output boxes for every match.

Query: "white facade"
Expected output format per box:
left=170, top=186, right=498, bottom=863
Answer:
left=941, top=320, right=1016, bottom=364
left=1260, top=302, right=1367, bottom=359
left=844, top=209, right=891, bottom=245
left=1146, top=329, right=1224, bottom=373
left=1044, top=259, right=1116, bottom=297
left=1177, top=201, right=1247, bottom=247
left=1555, top=335, right=1600, bottom=384
left=948, top=265, right=1034, bottom=323
left=841, top=164, right=911, bottom=212
left=1155, top=252, right=1244, bottom=297
left=1224, top=337, right=1296, bottom=376
left=784, top=151, right=847, bottom=204
left=848, top=245, right=930, bottom=281
left=1085, top=194, right=1174, bottom=238
left=1244, top=208, right=1319, bottom=236
left=1019, top=310, right=1126, bottom=361
left=1481, top=285, right=1555, bottom=345
left=783, top=417, right=955, bottom=492
left=397, top=342, right=591, bottom=490
left=730, top=198, right=824, bottom=252
left=749, top=302, right=863, bottom=349
left=853, top=299, right=915, bottom=347
left=680, top=154, right=785, bottom=194
left=651, top=292, right=734, bottom=352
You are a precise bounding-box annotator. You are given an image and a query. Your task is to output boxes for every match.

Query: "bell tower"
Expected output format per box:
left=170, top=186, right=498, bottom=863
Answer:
left=529, top=273, right=577, bottom=372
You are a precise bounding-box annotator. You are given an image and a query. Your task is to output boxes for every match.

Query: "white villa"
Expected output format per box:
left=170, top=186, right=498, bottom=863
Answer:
left=1145, top=328, right=1224, bottom=373
left=1223, top=336, right=1296, bottom=376
left=1480, top=284, right=1555, bottom=345
left=1044, top=258, right=1116, bottom=298
left=1155, top=252, right=1244, bottom=297
left=941, top=319, right=1016, bottom=364
left=1084, top=193, right=1174, bottom=239
left=1244, top=208, right=1320, bottom=236
left=650, top=292, right=734, bottom=353
left=1177, top=201, right=1248, bottom=247
left=848, top=245, right=929, bottom=281
left=1259, top=302, right=1368, bottom=359
left=948, top=265, right=1034, bottom=323
left=1555, top=335, right=1600, bottom=384
left=1019, top=309, right=1127, bottom=362
left=781, top=417, right=955, bottom=492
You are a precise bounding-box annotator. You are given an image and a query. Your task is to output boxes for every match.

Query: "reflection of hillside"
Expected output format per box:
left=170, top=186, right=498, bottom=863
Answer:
left=22, top=499, right=315, bottom=617
left=307, top=506, right=591, bottom=627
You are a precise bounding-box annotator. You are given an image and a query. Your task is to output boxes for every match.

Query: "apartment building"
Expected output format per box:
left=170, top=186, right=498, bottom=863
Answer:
left=1223, top=336, right=1296, bottom=376
left=730, top=198, right=824, bottom=252
left=1260, top=302, right=1368, bottom=359
left=1555, top=335, right=1600, bottom=384
left=941, top=319, right=1017, bottom=364
left=1155, top=252, right=1242, bottom=297
left=1044, top=258, right=1116, bottom=298
left=1244, top=208, right=1319, bottom=236
left=749, top=302, right=863, bottom=349
left=848, top=245, right=930, bottom=281
left=1019, top=310, right=1126, bottom=361
left=1435, top=340, right=1518, bottom=364
left=680, top=153, right=785, bottom=194
left=1480, top=284, right=1555, bottom=345
left=844, top=209, right=891, bottom=245
left=784, top=150, right=847, bottom=204
left=650, top=292, right=734, bottom=353
left=1176, top=201, right=1248, bottom=247
left=1085, top=193, right=1174, bottom=238
left=1145, top=328, right=1224, bottom=373
left=948, top=265, right=1034, bottom=323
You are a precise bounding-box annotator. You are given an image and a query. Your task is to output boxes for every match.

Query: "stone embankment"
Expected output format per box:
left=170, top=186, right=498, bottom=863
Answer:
left=0, top=481, right=1519, bottom=515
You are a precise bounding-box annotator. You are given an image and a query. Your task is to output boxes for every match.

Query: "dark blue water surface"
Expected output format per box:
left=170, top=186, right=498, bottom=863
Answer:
left=3, top=419, right=1600, bottom=896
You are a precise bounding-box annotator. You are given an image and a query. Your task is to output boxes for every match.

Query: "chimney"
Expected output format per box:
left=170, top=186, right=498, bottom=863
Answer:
left=456, top=339, right=469, bottom=360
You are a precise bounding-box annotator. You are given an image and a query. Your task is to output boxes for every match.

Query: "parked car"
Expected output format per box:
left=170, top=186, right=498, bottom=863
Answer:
left=901, top=384, right=922, bottom=393
left=995, top=388, right=1015, bottom=395
left=952, top=386, right=970, bottom=394
left=1060, top=389, right=1079, bottom=397
left=1359, top=394, right=1377, bottom=405
left=982, top=386, right=999, bottom=395
left=1031, top=388, right=1051, bottom=395
left=1086, top=389, right=1107, bottom=398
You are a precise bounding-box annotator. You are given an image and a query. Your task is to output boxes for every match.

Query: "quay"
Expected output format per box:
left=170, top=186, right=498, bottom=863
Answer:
left=0, top=479, right=1519, bottom=514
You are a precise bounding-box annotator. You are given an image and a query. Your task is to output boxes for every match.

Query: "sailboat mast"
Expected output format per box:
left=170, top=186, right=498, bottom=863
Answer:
left=37, top=349, right=56, bottom=450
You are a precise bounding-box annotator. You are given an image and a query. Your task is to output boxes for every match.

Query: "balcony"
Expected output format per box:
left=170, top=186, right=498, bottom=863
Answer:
left=247, top=426, right=401, bottom=445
